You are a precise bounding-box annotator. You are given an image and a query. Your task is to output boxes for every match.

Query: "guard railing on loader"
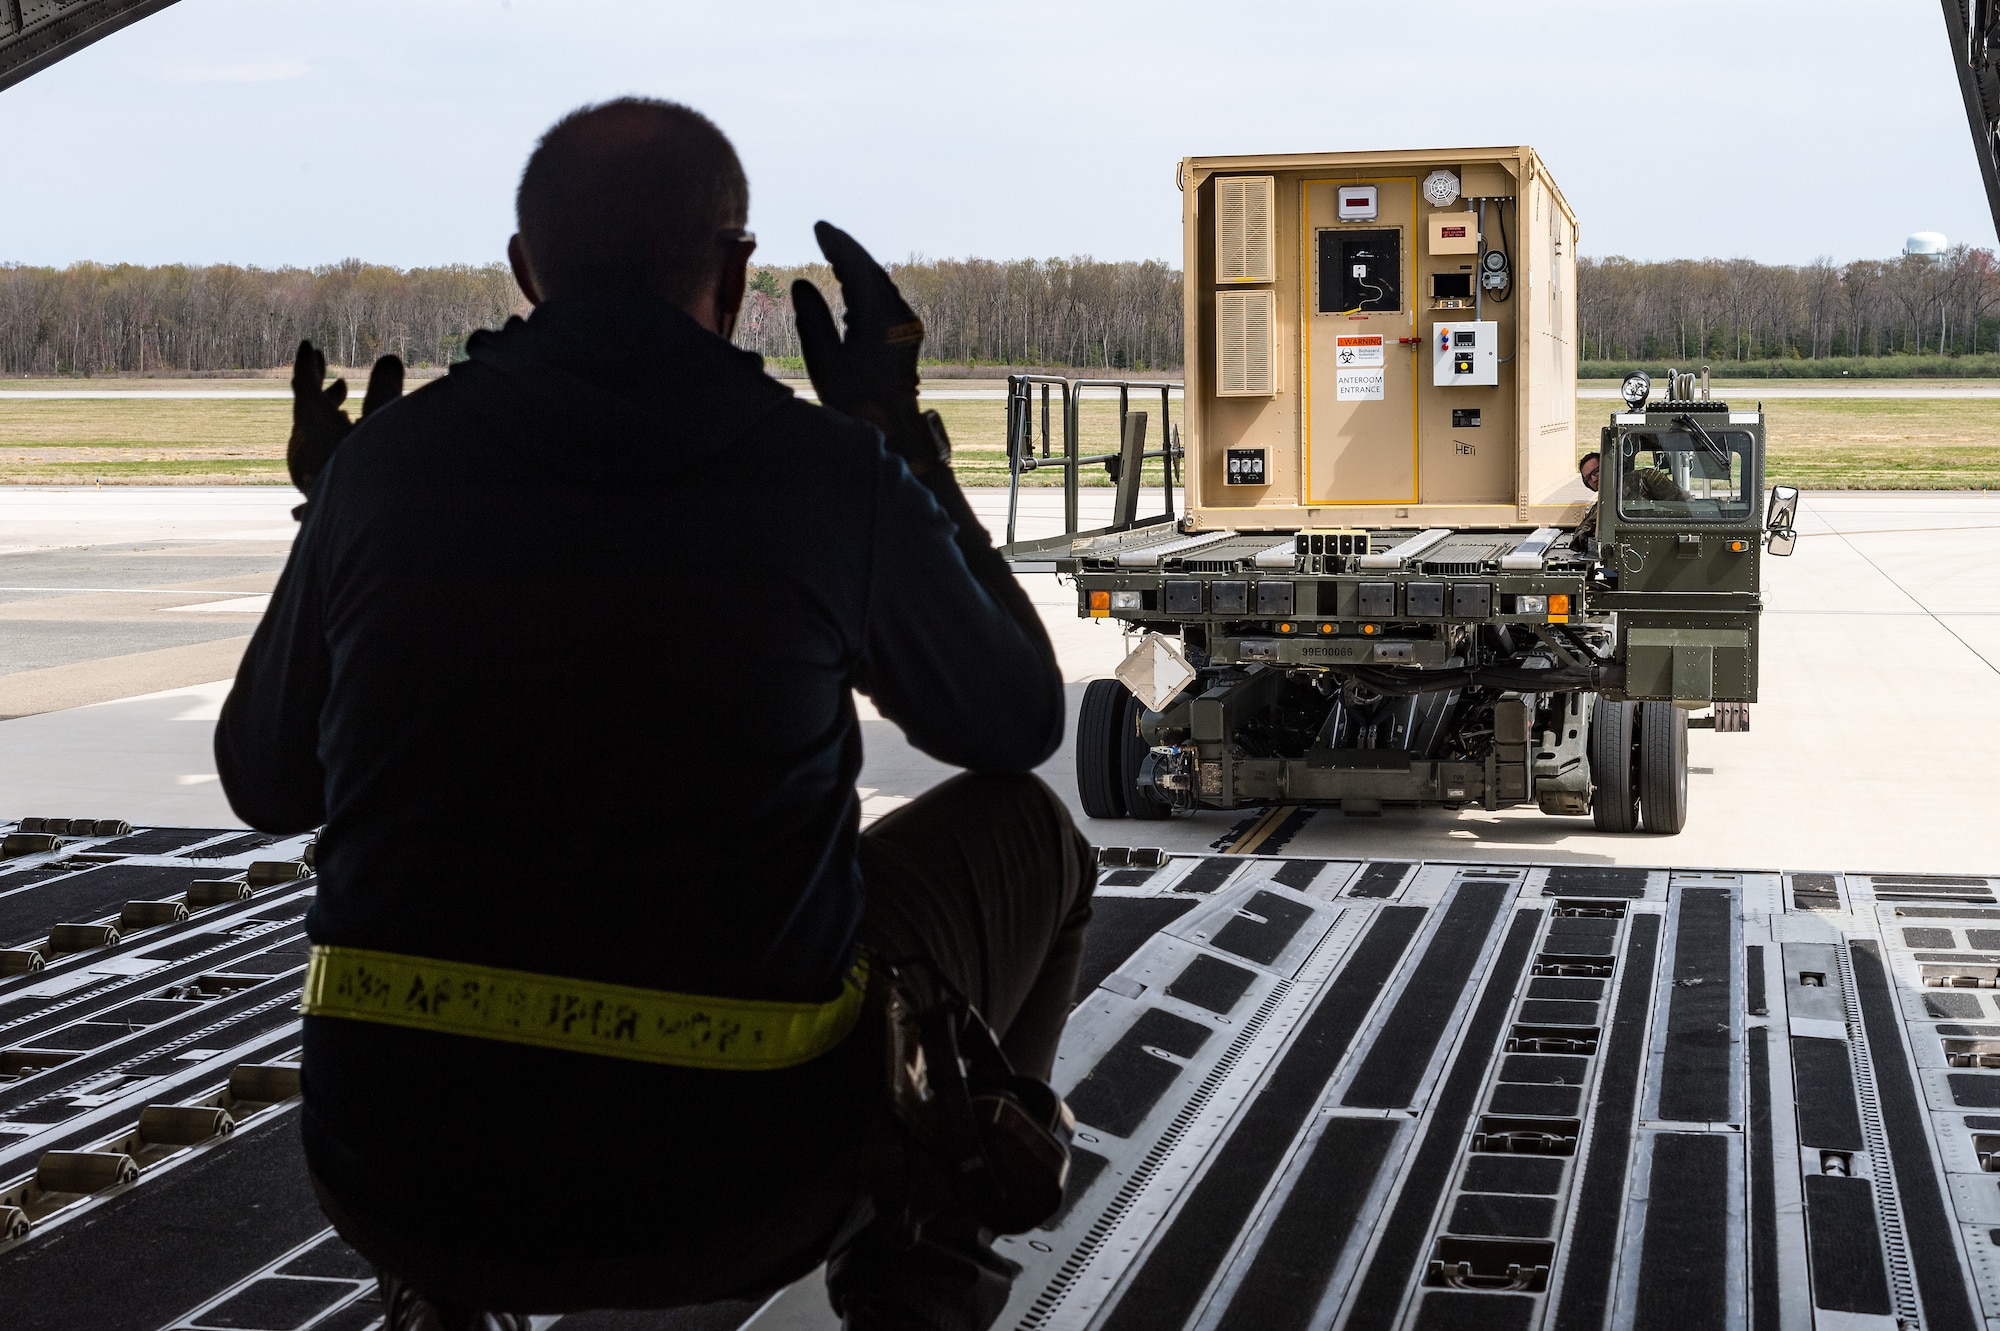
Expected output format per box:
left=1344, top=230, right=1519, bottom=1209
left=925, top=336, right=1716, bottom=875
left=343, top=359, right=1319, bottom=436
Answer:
left=1001, top=375, right=1185, bottom=561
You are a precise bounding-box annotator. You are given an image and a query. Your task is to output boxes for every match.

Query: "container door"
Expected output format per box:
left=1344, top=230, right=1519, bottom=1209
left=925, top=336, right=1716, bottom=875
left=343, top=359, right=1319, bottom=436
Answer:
left=1303, top=178, right=1418, bottom=505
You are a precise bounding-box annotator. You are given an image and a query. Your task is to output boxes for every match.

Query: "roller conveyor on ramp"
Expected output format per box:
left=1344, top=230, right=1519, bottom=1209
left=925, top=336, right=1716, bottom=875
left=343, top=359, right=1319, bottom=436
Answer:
left=2, top=824, right=1999, bottom=1329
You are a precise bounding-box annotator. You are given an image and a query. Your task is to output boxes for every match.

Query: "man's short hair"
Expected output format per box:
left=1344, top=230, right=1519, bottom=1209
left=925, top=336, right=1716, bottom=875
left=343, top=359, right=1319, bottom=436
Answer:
left=516, top=98, right=748, bottom=305
left=1578, top=451, right=1600, bottom=472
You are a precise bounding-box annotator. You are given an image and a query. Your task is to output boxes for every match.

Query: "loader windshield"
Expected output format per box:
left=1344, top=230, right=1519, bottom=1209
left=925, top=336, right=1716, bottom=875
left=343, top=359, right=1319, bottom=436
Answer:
left=1617, top=429, right=1754, bottom=522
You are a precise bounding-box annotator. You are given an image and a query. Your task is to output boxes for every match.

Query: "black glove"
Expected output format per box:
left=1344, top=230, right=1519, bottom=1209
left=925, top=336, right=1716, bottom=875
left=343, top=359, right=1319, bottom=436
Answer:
left=791, top=222, right=947, bottom=473
left=287, top=339, right=404, bottom=495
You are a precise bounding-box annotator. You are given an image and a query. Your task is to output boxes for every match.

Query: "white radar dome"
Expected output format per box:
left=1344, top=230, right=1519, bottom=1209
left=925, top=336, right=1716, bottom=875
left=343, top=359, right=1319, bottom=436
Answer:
left=1905, top=230, right=1948, bottom=258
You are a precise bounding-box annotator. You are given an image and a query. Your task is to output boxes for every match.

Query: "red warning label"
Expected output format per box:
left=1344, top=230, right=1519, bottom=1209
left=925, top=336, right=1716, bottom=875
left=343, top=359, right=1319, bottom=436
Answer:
left=1334, top=334, right=1384, bottom=367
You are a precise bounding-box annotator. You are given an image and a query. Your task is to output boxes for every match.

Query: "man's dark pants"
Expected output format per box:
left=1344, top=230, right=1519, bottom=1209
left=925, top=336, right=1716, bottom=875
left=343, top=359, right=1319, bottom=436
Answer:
left=331, top=771, right=1095, bottom=1330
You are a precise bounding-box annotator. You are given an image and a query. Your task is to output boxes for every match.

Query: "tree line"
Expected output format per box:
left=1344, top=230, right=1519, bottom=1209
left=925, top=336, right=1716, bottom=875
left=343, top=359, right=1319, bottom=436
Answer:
left=0, top=255, right=1184, bottom=377
left=1577, top=247, right=2000, bottom=367
left=0, top=260, right=524, bottom=376
left=4, top=246, right=1995, bottom=378
left=737, top=257, right=1184, bottom=372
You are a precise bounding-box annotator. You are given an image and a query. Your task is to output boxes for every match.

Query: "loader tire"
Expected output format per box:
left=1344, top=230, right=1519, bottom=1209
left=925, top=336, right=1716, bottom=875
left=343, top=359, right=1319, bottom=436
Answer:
left=1077, top=679, right=1129, bottom=820
left=1589, top=699, right=1640, bottom=833
left=1638, top=702, right=1689, bottom=835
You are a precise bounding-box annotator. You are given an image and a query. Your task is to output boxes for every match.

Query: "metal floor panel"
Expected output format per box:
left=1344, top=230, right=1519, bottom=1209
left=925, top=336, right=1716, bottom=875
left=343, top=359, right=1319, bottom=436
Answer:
left=2, top=826, right=1997, bottom=1330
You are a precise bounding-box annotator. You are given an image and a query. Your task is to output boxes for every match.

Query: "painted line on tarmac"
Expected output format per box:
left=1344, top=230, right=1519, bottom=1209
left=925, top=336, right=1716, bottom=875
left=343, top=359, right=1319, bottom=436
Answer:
left=1251, top=806, right=1315, bottom=856
left=1225, top=805, right=1298, bottom=855
left=1821, top=522, right=2000, bottom=678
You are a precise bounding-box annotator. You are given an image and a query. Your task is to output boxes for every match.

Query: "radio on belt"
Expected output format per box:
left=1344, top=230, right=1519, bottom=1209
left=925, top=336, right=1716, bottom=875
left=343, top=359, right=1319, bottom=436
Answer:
left=1432, top=320, right=1498, bottom=387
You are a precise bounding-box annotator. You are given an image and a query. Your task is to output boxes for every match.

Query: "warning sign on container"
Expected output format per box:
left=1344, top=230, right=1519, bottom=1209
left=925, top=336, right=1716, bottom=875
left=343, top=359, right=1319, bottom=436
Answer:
left=1334, top=334, right=1384, bottom=367
left=1337, top=368, right=1384, bottom=400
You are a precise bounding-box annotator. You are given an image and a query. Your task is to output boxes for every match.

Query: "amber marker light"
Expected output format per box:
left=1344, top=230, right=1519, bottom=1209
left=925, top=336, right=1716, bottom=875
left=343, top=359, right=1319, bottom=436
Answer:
left=1361, top=624, right=1381, bottom=636
left=1548, top=594, right=1570, bottom=615
left=1278, top=622, right=1296, bottom=634
left=1088, top=591, right=1109, bottom=618
left=1727, top=539, right=1748, bottom=553
left=1319, top=623, right=1335, bottom=634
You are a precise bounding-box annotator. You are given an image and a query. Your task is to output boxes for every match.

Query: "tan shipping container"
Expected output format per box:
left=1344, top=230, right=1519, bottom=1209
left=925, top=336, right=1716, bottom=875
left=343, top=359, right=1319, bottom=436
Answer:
left=1181, top=146, right=1586, bottom=531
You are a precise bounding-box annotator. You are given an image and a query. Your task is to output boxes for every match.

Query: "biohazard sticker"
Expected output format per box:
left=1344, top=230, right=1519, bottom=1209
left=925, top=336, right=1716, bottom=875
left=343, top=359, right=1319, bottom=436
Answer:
left=1334, top=334, right=1384, bottom=367
left=1337, top=367, right=1384, bottom=400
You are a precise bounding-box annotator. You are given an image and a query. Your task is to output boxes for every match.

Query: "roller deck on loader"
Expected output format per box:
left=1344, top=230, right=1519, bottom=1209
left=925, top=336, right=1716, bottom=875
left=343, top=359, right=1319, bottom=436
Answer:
left=1002, top=147, right=1798, bottom=836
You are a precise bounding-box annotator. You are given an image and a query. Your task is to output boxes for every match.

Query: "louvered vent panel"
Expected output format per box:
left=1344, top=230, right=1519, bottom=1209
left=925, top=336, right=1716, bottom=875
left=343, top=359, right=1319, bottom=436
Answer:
left=1215, top=176, right=1274, bottom=283
left=1217, top=290, right=1274, bottom=396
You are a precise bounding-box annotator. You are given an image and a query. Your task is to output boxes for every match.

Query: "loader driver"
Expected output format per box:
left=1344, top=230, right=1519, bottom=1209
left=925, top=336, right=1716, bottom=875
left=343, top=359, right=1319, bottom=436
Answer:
left=216, top=98, right=1093, bottom=1331
left=1575, top=447, right=1686, bottom=549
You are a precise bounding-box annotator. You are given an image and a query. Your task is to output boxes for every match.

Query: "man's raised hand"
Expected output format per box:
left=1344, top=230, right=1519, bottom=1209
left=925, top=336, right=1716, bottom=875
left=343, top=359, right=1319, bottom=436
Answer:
left=287, top=340, right=405, bottom=495
left=790, top=223, right=945, bottom=473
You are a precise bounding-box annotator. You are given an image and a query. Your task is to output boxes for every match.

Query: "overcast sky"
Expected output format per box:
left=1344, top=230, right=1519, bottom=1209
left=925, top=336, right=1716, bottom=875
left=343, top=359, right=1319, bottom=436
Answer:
left=2, top=0, right=1989, bottom=271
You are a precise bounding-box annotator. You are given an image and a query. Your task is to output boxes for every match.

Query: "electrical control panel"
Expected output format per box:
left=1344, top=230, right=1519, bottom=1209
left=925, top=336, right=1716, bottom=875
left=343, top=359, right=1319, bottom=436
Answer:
left=1225, top=448, right=1268, bottom=485
left=1432, top=320, right=1498, bottom=387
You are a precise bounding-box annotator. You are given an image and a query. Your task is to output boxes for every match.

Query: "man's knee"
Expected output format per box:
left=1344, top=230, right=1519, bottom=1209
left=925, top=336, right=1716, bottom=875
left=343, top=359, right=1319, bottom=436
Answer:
left=933, top=772, right=1084, bottom=842
left=934, top=774, right=1091, bottom=883
left=925, top=769, right=1057, bottom=815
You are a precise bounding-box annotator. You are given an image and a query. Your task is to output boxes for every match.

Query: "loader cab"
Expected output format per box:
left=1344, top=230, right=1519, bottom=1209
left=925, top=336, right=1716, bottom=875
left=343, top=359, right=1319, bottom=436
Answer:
left=1595, top=396, right=1772, bottom=707
left=1601, top=417, right=1762, bottom=596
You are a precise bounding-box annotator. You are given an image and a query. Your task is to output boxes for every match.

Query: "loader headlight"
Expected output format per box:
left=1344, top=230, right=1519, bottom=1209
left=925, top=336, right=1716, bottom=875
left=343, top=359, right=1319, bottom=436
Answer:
left=1110, top=591, right=1143, bottom=611
left=1511, top=594, right=1547, bottom=616
left=1621, top=372, right=1651, bottom=411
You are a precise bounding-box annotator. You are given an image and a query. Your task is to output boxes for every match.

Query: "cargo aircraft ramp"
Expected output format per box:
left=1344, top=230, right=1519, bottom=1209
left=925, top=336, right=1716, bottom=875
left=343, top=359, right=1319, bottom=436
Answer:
left=1, top=822, right=1997, bottom=1330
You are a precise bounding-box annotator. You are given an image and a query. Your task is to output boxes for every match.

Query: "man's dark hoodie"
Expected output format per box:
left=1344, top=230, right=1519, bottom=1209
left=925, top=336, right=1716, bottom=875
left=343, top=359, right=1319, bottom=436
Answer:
left=215, top=296, right=1066, bottom=1276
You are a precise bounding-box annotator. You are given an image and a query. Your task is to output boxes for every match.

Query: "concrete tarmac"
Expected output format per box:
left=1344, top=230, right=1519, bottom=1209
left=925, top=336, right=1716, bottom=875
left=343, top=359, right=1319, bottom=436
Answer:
left=0, top=484, right=1993, bottom=874
left=0, top=489, right=294, bottom=718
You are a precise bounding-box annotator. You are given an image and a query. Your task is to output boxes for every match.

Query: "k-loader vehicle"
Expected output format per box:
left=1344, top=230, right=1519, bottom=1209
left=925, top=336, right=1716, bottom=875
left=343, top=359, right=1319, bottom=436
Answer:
left=1001, top=146, right=1798, bottom=834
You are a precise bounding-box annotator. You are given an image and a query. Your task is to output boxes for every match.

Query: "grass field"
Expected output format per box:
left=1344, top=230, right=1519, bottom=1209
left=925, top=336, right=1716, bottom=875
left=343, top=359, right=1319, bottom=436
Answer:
left=0, top=393, right=1184, bottom=488
left=1758, top=398, right=2000, bottom=489
left=0, top=399, right=295, bottom=485
left=1, top=387, right=1996, bottom=489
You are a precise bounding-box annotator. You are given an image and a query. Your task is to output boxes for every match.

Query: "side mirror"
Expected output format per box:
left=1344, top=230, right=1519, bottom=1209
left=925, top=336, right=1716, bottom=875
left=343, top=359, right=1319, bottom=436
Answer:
left=1764, top=484, right=1799, bottom=558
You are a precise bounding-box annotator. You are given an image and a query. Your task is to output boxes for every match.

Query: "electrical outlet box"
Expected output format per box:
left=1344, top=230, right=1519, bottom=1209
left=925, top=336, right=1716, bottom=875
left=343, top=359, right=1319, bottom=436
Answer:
left=1225, top=448, right=1268, bottom=485
left=1428, top=211, right=1479, bottom=255
left=1432, top=320, right=1499, bottom=387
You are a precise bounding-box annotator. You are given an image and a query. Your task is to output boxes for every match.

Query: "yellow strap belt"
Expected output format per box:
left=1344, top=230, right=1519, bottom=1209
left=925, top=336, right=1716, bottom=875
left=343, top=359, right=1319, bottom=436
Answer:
left=301, top=944, right=866, bottom=1071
